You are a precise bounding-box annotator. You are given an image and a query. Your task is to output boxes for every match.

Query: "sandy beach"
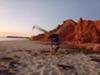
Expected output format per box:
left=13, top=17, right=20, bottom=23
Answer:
left=0, top=40, right=100, bottom=75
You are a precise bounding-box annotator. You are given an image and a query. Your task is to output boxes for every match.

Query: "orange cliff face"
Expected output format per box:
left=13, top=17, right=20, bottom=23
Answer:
left=95, top=20, right=100, bottom=32
left=31, top=20, right=76, bottom=42
left=31, top=18, right=100, bottom=51
left=31, top=18, right=100, bottom=43
left=74, top=18, right=98, bottom=44
left=55, top=19, right=76, bottom=42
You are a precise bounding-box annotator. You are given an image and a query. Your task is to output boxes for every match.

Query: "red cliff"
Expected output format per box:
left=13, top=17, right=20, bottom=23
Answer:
left=74, top=18, right=98, bottom=44
left=31, top=18, right=100, bottom=52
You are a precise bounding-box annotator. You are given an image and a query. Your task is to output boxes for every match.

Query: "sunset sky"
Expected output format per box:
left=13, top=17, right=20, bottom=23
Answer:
left=0, top=0, right=100, bottom=36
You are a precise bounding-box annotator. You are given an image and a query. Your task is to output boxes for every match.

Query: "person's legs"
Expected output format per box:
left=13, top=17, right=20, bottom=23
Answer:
left=50, top=44, right=59, bottom=55
left=50, top=41, right=60, bottom=55
left=54, top=45, right=59, bottom=53
left=50, top=44, right=56, bottom=55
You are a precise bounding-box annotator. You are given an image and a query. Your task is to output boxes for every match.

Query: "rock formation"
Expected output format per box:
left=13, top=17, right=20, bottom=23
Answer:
left=31, top=18, right=100, bottom=42
left=56, top=19, right=76, bottom=42
left=31, top=18, right=100, bottom=51
left=74, top=18, right=98, bottom=44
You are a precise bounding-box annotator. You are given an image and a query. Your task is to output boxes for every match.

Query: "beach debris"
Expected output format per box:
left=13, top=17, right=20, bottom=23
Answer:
left=33, top=52, right=38, bottom=56
left=0, top=69, right=15, bottom=75
left=9, top=61, right=21, bottom=68
left=57, top=64, right=74, bottom=70
left=25, top=50, right=32, bottom=54
left=0, top=57, right=13, bottom=61
left=90, top=56, right=100, bottom=62
left=91, top=58, right=100, bottom=62
left=40, top=50, right=50, bottom=54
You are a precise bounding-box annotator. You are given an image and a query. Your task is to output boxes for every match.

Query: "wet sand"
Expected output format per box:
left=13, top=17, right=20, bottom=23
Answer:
left=0, top=40, right=100, bottom=75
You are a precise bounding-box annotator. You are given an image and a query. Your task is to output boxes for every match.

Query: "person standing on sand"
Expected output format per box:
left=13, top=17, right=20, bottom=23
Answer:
left=49, top=33, right=60, bottom=54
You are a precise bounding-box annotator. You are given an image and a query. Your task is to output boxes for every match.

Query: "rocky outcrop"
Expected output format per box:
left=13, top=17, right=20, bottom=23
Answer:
left=31, top=18, right=100, bottom=51
left=31, top=18, right=100, bottom=42
left=30, top=34, right=45, bottom=41
left=95, top=20, right=100, bottom=32
left=56, top=19, right=76, bottom=42
left=95, top=20, right=100, bottom=42
left=74, top=18, right=98, bottom=44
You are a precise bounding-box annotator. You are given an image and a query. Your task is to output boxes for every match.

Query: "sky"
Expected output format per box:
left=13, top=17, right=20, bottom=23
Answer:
left=0, top=0, right=100, bottom=36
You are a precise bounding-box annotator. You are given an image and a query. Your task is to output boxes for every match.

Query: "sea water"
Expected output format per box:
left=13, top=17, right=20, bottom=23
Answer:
left=0, top=37, right=27, bottom=41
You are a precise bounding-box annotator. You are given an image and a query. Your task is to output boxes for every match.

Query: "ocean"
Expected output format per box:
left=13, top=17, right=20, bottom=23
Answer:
left=0, top=37, right=27, bottom=41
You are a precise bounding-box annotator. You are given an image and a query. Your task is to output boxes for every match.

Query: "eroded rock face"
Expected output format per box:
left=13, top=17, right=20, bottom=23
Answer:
left=95, top=20, right=100, bottom=32
left=31, top=18, right=100, bottom=43
left=30, top=34, right=45, bottom=41
left=92, top=44, right=100, bottom=51
left=56, top=19, right=76, bottom=42
left=95, top=20, right=100, bottom=42
left=74, top=18, right=98, bottom=44
left=31, top=19, right=76, bottom=42
left=31, top=18, right=100, bottom=51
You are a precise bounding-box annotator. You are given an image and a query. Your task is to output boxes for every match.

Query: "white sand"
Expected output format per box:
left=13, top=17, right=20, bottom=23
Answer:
left=0, top=40, right=100, bottom=75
